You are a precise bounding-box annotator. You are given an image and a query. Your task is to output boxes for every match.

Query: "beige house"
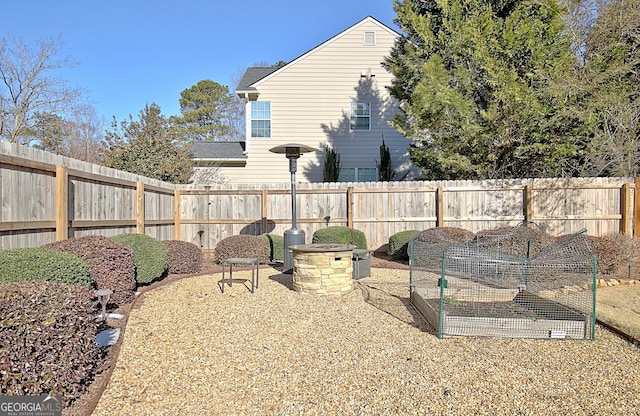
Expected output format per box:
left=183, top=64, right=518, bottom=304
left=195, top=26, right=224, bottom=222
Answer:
left=194, top=16, right=416, bottom=184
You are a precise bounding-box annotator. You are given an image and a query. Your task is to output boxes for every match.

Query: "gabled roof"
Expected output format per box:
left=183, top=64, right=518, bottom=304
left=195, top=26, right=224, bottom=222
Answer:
left=235, top=16, right=400, bottom=96
left=190, top=141, right=247, bottom=161
left=236, top=67, right=279, bottom=95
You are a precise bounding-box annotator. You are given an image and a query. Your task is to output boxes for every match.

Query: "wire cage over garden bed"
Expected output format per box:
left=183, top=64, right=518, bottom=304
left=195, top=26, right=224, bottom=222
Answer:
left=409, top=225, right=597, bottom=340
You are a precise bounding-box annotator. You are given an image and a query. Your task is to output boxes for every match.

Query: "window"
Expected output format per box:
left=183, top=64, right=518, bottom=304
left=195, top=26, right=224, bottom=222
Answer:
left=364, top=31, right=376, bottom=46
left=251, top=101, right=271, bottom=137
left=339, top=167, right=378, bottom=182
left=350, top=102, right=370, bottom=131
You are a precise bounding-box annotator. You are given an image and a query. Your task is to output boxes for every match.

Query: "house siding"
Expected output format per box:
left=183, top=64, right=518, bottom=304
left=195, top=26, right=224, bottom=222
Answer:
left=224, top=17, right=414, bottom=184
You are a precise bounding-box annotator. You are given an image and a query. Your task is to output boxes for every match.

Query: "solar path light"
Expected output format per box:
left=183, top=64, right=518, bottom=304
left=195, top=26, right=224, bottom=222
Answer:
left=269, top=143, right=317, bottom=273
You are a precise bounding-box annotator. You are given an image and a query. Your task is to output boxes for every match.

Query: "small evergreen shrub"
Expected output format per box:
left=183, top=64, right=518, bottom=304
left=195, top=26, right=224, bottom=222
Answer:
left=43, top=236, right=136, bottom=306
left=214, top=235, right=270, bottom=264
left=162, top=240, right=204, bottom=274
left=111, top=234, right=169, bottom=285
left=312, top=226, right=368, bottom=250
left=388, top=230, right=420, bottom=260
left=262, top=234, right=284, bottom=261
left=0, top=280, right=107, bottom=408
left=0, top=247, right=92, bottom=288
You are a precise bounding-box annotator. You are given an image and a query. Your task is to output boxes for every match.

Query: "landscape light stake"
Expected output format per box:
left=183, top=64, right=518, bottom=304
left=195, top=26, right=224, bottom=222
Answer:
left=95, top=289, right=113, bottom=321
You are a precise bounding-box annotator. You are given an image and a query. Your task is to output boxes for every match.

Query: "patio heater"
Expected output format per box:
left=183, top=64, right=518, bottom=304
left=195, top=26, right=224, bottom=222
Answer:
left=269, top=143, right=317, bottom=273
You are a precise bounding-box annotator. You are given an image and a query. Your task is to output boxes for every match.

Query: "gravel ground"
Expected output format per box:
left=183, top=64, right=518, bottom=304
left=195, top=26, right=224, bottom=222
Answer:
left=93, top=267, right=640, bottom=416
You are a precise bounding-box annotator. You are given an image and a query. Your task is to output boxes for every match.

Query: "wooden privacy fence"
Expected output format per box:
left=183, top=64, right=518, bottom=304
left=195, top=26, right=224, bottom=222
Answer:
left=0, top=143, right=176, bottom=249
left=1, top=143, right=639, bottom=252
left=176, top=178, right=639, bottom=252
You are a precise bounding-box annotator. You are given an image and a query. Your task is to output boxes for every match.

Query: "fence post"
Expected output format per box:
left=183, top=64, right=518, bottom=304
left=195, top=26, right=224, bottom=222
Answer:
left=347, top=187, right=354, bottom=228
left=621, top=182, right=632, bottom=235
left=174, top=189, right=181, bottom=240
left=635, top=178, right=640, bottom=238
left=136, top=181, right=145, bottom=234
left=261, top=189, right=268, bottom=233
left=55, top=165, right=68, bottom=241
left=436, top=186, right=444, bottom=228
left=524, top=184, right=533, bottom=223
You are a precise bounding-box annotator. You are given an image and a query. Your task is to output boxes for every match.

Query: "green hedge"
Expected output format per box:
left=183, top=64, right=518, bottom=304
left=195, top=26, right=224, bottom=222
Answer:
left=111, top=234, right=169, bottom=284
left=0, top=248, right=92, bottom=288
left=262, top=234, right=284, bottom=262
left=388, top=230, right=420, bottom=260
left=312, top=226, right=367, bottom=250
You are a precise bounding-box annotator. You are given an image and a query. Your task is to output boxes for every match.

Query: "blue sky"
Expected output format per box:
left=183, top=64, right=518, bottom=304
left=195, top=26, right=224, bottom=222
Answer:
left=3, top=1, right=398, bottom=124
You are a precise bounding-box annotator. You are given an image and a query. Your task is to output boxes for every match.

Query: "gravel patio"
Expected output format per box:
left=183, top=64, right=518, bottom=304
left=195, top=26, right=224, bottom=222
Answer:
left=92, top=267, right=640, bottom=415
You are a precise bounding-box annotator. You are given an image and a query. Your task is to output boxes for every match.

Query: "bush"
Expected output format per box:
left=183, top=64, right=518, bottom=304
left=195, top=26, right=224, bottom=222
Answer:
left=0, top=247, right=92, bottom=288
left=415, top=227, right=476, bottom=244
left=388, top=230, right=420, bottom=260
left=162, top=240, right=203, bottom=274
left=262, top=234, right=284, bottom=262
left=214, top=235, right=270, bottom=264
left=588, top=234, right=632, bottom=275
left=43, top=236, right=136, bottom=306
left=0, top=280, right=107, bottom=408
left=111, top=234, right=169, bottom=285
left=474, top=225, right=554, bottom=258
left=312, top=226, right=368, bottom=249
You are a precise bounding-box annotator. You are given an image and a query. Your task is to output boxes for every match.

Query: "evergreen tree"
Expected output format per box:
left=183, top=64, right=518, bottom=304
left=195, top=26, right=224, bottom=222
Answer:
left=384, top=0, right=579, bottom=179
left=323, top=146, right=341, bottom=182
left=104, top=103, right=193, bottom=184
left=566, top=0, right=640, bottom=176
left=170, top=79, right=242, bottom=141
left=377, top=139, right=395, bottom=181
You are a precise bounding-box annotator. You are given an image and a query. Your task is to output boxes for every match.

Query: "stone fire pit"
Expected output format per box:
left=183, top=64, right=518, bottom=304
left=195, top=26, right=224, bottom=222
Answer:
left=289, top=244, right=354, bottom=295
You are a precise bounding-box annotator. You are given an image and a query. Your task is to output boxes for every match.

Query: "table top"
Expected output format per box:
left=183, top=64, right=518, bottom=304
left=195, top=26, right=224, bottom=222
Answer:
left=223, top=257, right=259, bottom=264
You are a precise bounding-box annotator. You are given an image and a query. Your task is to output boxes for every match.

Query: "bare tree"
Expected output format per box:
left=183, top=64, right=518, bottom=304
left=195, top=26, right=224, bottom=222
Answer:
left=0, top=35, right=83, bottom=144
left=66, top=104, right=106, bottom=163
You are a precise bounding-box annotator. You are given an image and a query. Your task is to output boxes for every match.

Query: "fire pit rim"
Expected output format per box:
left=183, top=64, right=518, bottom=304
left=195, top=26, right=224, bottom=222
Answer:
left=289, top=243, right=355, bottom=252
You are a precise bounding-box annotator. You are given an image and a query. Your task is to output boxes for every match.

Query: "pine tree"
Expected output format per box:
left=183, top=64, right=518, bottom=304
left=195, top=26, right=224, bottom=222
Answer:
left=384, top=0, right=579, bottom=179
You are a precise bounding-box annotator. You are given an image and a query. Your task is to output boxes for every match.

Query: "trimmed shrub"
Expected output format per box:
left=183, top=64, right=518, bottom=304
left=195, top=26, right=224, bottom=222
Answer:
left=214, top=235, right=270, bottom=264
left=388, top=230, right=420, bottom=260
left=415, top=227, right=476, bottom=244
left=588, top=234, right=630, bottom=275
left=162, top=240, right=203, bottom=274
left=474, top=225, right=554, bottom=258
left=0, top=280, right=107, bottom=408
left=0, top=247, right=92, bottom=288
left=111, top=234, right=169, bottom=285
left=262, top=234, right=284, bottom=262
left=312, top=226, right=368, bottom=249
left=43, top=236, right=136, bottom=306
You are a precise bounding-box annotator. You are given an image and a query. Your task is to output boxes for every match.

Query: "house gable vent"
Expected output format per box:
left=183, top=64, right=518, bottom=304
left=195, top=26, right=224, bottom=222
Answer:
left=364, top=31, right=376, bottom=46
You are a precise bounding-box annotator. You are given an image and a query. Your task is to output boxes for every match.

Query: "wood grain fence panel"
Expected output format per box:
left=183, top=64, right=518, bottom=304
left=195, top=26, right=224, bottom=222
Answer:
left=1, top=142, right=636, bottom=251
